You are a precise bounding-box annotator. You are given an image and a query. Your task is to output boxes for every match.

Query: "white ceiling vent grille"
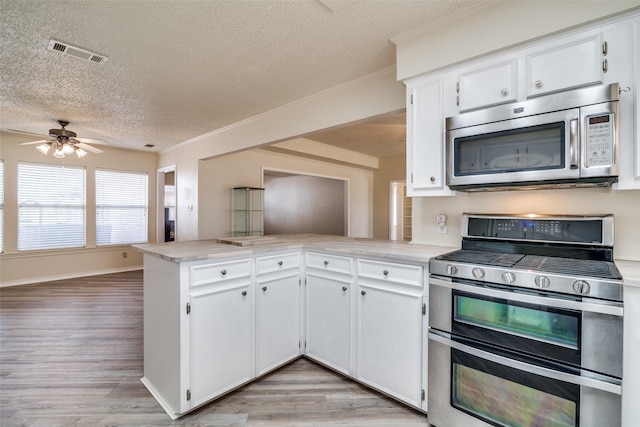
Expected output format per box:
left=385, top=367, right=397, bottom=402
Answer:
left=47, top=39, right=108, bottom=64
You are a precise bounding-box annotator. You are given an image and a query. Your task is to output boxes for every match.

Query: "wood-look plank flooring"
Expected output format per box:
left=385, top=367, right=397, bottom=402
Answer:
left=0, top=271, right=430, bottom=426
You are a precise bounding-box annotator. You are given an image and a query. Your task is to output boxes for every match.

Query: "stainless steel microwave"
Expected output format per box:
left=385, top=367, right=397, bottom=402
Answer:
left=445, top=83, right=620, bottom=191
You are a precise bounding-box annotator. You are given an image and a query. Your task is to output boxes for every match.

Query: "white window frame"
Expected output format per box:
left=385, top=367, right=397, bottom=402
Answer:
left=17, top=162, right=86, bottom=251
left=95, top=169, right=148, bottom=246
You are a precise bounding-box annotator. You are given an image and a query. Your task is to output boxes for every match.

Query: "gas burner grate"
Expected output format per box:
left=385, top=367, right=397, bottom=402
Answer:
left=515, top=255, right=622, bottom=280
left=436, top=250, right=525, bottom=267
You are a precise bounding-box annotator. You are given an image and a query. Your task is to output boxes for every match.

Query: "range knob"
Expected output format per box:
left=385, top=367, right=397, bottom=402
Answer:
left=446, top=264, right=458, bottom=275
left=573, top=280, right=591, bottom=295
left=535, top=275, right=551, bottom=288
left=472, top=268, right=485, bottom=279
left=502, top=271, right=516, bottom=284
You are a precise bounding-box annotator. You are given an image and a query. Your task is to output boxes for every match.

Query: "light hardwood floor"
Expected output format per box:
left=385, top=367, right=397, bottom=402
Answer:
left=0, top=270, right=430, bottom=426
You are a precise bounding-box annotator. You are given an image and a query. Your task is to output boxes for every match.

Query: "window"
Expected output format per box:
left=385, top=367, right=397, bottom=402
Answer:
left=0, top=160, right=4, bottom=253
left=18, top=163, right=86, bottom=251
left=96, top=169, right=148, bottom=245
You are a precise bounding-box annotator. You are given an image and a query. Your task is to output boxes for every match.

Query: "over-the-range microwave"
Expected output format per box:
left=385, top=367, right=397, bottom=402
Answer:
left=445, top=83, right=620, bottom=191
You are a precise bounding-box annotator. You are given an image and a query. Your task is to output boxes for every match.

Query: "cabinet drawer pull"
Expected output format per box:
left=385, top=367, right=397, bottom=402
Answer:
left=262, top=286, right=268, bottom=292
left=361, top=290, right=366, bottom=296
left=278, top=261, right=283, bottom=266
left=324, top=260, right=329, bottom=266
left=383, top=270, right=389, bottom=276
left=241, top=291, right=247, bottom=296
left=535, top=80, right=543, bottom=88
left=221, top=269, right=227, bottom=276
left=342, top=286, right=348, bottom=292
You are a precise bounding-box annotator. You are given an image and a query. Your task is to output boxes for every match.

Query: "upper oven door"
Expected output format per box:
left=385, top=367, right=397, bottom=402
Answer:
left=446, top=108, right=580, bottom=189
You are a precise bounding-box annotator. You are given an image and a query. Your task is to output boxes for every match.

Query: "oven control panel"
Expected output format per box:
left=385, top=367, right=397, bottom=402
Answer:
left=466, top=216, right=604, bottom=244
left=585, top=113, right=615, bottom=167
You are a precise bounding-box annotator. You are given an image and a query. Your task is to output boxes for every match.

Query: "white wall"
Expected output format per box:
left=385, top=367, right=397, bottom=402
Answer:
left=0, top=132, right=158, bottom=286
left=198, top=149, right=373, bottom=239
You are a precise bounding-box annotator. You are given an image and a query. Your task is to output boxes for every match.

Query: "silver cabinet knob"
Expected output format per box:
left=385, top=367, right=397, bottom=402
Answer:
left=278, top=261, right=283, bottom=266
left=262, top=286, right=267, bottom=292
left=502, top=271, right=516, bottom=284
left=361, top=290, right=366, bottom=296
left=221, top=269, right=227, bottom=276
left=535, top=80, right=543, bottom=88
left=324, top=260, right=329, bottom=266
left=573, top=280, right=590, bottom=295
left=383, top=269, right=389, bottom=276
left=446, top=264, right=458, bottom=275
left=430, top=176, right=436, bottom=182
left=342, top=286, right=348, bottom=292
left=472, top=268, right=485, bottom=279
left=241, top=291, right=247, bottom=296
left=535, top=275, right=550, bottom=288
left=501, top=88, right=508, bottom=96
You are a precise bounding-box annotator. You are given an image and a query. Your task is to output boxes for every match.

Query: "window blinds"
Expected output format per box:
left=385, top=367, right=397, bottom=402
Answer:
left=18, top=163, right=86, bottom=250
left=96, top=169, right=148, bottom=245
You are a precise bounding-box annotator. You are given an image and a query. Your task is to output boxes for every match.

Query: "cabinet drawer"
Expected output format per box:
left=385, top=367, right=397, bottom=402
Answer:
left=190, top=259, right=251, bottom=287
left=357, top=259, right=423, bottom=286
left=306, top=251, right=354, bottom=275
left=255, top=252, right=300, bottom=275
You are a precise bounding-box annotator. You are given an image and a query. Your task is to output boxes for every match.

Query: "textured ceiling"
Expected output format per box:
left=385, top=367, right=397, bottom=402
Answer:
left=0, top=0, right=478, bottom=157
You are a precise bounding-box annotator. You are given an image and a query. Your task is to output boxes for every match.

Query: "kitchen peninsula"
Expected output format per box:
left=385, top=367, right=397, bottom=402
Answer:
left=134, top=235, right=451, bottom=419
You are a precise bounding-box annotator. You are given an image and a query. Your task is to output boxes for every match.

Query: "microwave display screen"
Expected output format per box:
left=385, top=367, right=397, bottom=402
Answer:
left=589, top=115, right=610, bottom=125
left=454, top=122, right=565, bottom=176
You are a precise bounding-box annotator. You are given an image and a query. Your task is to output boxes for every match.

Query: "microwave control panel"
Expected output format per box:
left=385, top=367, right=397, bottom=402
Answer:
left=585, top=113, right=614, bottom=167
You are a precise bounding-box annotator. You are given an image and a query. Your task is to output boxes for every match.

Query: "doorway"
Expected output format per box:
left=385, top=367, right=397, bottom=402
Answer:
left=157, top=165, right=176, bottom=242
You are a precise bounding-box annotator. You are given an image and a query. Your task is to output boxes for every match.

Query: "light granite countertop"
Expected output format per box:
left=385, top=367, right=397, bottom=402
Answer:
left=133, top=234, right=640, bottom=287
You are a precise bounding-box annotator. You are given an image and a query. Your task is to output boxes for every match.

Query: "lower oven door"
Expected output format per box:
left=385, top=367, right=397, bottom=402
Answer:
left=429, top=276, right=623, bottom=378
left=428, top=331, right=621, bottom=427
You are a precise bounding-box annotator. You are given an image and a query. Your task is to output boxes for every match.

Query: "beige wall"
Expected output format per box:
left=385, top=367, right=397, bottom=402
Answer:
left=411, top=188, right=640, bottom=261
left=198, top=149, right=373, bottom=239
left=0, top=132, right=158, bottom=286
left=372, top=155, right=406, bottom=240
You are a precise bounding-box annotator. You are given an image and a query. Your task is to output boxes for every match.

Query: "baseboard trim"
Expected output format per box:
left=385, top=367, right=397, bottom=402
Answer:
left=0, top=266, right=143, bottom=288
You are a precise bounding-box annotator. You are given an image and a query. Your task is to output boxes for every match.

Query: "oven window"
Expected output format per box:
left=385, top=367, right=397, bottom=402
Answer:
left=454, top=122, right=565, bottom=176
left=452, top=348, right=579, bottom=427
left=454, top=292, right=579, bottom=350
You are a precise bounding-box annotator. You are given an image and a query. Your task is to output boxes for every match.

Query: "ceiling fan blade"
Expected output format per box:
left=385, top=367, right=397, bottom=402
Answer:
left=76, top=142, right=104, bottom=153
left=19, top=139, right=51, bottom=145
left=7, top=128, right=49, bottom=138
left=76, top=137, right=109, bottom=145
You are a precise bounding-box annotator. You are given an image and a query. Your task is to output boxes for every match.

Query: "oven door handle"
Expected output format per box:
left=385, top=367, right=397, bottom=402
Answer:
left=429, top=331, right=622, bottom=395
left=430, top=277, right=623, bottom=317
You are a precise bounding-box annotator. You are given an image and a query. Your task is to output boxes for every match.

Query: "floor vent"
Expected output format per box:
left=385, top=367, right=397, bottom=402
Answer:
left=47, top=39, right=108, bottom=64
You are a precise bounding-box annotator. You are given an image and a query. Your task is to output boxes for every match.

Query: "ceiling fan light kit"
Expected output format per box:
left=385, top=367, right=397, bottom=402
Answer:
left=18, top=120, right=104, bottom=158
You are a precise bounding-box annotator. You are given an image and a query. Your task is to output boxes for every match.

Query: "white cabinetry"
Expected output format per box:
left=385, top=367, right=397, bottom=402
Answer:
left=356, top=259, right=426, bottom=410
left=456, top=58, right=517, bottom=112
left=255, top=252, right=301, bottom=375
left=405, top=75, right=454, bottom=197
left=526, top=33, right=604, bottom=98
left=305, top=251, right=354, bottom=375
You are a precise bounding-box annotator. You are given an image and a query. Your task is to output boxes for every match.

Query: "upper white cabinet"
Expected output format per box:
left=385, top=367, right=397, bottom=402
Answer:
left=405, top=75, right=454, bottom=197
left=457, top=58, right=518, bottom=112
left=526, top=33, right=605, bottom=97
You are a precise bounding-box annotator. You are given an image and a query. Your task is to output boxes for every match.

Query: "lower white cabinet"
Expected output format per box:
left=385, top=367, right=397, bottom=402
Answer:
left=256, top=272, right=301, bottom=375
left=189, top=280, right=253, bottom=407
left=356, top=259, right=425, bottom=410
left=305, top=273, right=352, bottom=375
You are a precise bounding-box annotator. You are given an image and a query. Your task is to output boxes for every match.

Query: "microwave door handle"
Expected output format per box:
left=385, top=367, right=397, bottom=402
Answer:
left=570, top=118, right=579, bottom=169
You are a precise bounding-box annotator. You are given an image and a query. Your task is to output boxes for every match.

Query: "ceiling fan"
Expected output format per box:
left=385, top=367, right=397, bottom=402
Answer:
left=15, top=120, right=106, bottom=158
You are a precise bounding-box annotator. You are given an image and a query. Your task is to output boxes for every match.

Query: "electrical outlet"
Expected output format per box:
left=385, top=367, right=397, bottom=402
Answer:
left=437, top=225, right=448, bottom=234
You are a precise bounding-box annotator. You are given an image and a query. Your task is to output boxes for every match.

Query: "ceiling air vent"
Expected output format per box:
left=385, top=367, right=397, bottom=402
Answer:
left=47, top=39, right=108, bottom=64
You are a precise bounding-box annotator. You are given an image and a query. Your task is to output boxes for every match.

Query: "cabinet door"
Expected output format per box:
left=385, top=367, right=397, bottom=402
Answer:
left=256, top=274, right=301, bottom=375
left=356, top=282, right=424, bottom=408
left=527, top=33, right=604, bottom=97
left=457, top=58, right=517, bottom=112
left=306, top=273, right=351, bottom=375
left=406, top=76, right=454, bottom=196
left=189, top=281, right=252, bottom=407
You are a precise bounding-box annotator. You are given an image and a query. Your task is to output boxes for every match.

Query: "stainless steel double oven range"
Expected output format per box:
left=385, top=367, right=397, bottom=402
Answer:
left=428, top=213, right=623, bottom=427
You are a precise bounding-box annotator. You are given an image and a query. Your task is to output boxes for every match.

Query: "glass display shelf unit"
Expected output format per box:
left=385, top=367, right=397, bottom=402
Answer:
left=231, top=187, right=265, bottom=237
